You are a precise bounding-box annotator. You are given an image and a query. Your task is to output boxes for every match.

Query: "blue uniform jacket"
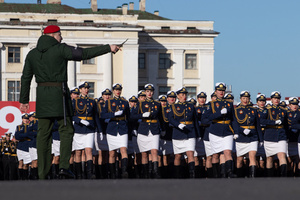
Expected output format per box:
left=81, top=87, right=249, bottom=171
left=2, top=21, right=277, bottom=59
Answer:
left=15, top=124, right=30, bottom=152
left=52, top=120, right=60, bottom=141
left=127, top=106, right=139, bottom=141
left=168, top=102, right=199, bottom=140
left=232, top=105, right=263, bottom=143
left=160, top=104, right=173, bottom=141
left=96, top=100, right=105, bottom=134
left=72, top=96, right=101, bottom=134
left=260, top=105, right=287, bottom=142
left=27, top=119, right=38, bottom=148
left=131, top=99, right=162, bottom=136
left=288, top=110, right=300, bottom=143
left=197, top=104, right=211, bottom=141
left=206, top=99, right=234, bottom=137
left=102, top=97, right=130, bottom=136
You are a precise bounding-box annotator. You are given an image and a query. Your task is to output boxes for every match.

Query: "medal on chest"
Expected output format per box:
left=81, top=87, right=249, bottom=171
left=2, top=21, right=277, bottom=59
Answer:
left=216, top=103, right=219, bottom=108
left=79, top=101, right=83, bottom=106
left=197, top=109, right=201, bottom=113
left=145, top=104, right=149, bottom=109
left=239, top=110, right=243, bottom=115
left=112, top=102, right=116, bottom=107
left=177, top=106, right=180, bottom=111
left=272, top=111, right=275, bottom=115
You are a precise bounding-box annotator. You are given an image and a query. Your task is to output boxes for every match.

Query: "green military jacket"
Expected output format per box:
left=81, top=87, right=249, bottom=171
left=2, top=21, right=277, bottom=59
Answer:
left=20, top=35, right=111, bottom=118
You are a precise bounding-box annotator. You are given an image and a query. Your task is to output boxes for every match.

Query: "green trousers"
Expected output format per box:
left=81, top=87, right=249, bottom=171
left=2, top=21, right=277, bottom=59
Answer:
left=37, top=117, right=74, bottom=179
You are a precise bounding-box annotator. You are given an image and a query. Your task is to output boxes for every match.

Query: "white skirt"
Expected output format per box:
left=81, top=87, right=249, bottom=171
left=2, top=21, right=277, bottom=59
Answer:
left=235, top=141, right=258, bottom=157
left=94, top=133, right=109, bottom=151
left=209, top=133, right=233, bottom=154
left=172, top=138, right=196, bottom=155
left=287, top=142, right=298, bottom=157
left=161, top=140, right=174, bottom=156
left=203, top=140, right=214, bottom=156
left=17, top=149, right=31, bottom=164
left=73, top=132, right=95, bottom=150
left=137, top=131, right=160, bottom=152
left=132, top=136, right=140, bottom=154
left=106, top=133, right=128, bottom=151
left=264, top=140, right=287, bottom=157
left=298, top=143, right=300, bottom=159
left=52, top=140, right=60, bottom=156
left=29, top=147, right=38, bottom=161
left=194, top=139, right=206, bottom=157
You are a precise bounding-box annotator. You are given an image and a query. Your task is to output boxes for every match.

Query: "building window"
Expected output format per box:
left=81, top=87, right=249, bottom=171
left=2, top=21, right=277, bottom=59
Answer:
left=8, top=47, right=20, bottom=63
left=159, top=53, right=171, bottom=69
left=186, top=87, right=196, bottom=99
left=138, top=53, right=146, bottom=69
left=159, top=86, right=171, bottom=96
left=88, top=82, right=95, bottom=98
left=8, top=81, right=20, bottom=101
left=83, top=58, right=95, bottom=65
left=185, top=54, right=197, bottom=69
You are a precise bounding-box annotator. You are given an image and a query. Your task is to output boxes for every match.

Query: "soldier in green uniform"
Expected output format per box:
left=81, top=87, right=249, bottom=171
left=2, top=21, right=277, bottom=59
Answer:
left=19, top=25, right=120, bottom=179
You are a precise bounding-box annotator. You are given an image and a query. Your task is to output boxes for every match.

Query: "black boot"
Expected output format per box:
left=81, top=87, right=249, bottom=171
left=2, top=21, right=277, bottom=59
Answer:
left=109, top=163, right=116, bottom=179
left=18, top=169, right=23, bottom=180
left=97, top=164, right=104, bottom=179
left=74, top=162, right=83, bottom=179
left=199, top=166, right=206, bottom=178
left=280, top=164, right=287, bottom=177
left=212, top=163, right=220, bottom=178
left=236, top=167, right=244, bottom=178
left=174, top=165, right=181, bottom=179
left=23, top=169, right=29, bottom=180
left=207, top=167, right=213, bottom=178
left=51, top=164, right=58, bottom=179
left=121, top=158, right=129, bottom=179
left=225, top=160, right=237, bottom=178
left=102, top=163, right=109, bottom=179
left=134, top=165, right=141, bottom=179
left=220, top=163, right=226, bottom=178
left=249, top=165, right=256, bottom=178
left=148, top=161, right=153, bottom=178
left=69, top=164, right=74, bottom=175
left=195, top=165, right=200, bottom=178
left=31, top=168, right=38, bottom=180
left=188, top=162, right=195, bottom=179
left=152, top=161, right=160, bottom=179
left=83, top=162, right=87, bottom=179
left=266, top=168, right=274, bottom=177
left=142, top=164, right=149, bottom=179
left=86, top=160, right=96, bottom=179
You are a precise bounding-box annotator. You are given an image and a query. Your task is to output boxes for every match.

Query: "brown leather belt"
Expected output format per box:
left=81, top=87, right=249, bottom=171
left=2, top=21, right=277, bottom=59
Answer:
left=180, top=121, right=193, bottom=125
left=241, top=126, right=255, bottom=129
left=38, top=82, right=63, bottom=87
left=213, top=120, right=231, bottom=124
left=266, top=125, right=284, bottom=129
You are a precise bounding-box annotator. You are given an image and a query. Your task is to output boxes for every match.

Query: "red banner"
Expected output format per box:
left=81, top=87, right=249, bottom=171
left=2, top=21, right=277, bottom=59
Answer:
left=0, top=101, right=36, bottom=136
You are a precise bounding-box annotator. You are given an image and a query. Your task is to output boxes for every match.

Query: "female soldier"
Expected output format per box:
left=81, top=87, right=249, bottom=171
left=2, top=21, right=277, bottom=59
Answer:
left=233, top=91, right=263, bottom=177
left=206, top=83, right=236, bottom=178
left=260, top=91, right=288, bottom=177
left=72, top=81, right=100, bottom=179
left=168, top=87, right=198, bottom=178
left=102, top=83, right=130, bottom=179
left=131, top=84, right=162, bottom=178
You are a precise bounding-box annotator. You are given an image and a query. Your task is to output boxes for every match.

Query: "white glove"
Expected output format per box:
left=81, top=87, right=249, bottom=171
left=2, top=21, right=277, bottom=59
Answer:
left=99, top=132, right=103, bottom=141
left=178, top=124, right=186, bottom=130
left=80, top=120, right=90, bottom=126
left=233, top=134, right=239, bottom=140
left=114, top=110, right=123, bottom=116
left=132, top=130, right=138, bottom=136
left=105, top=119, right=110, bottom=123
left=142, top=112, right=151, bottom=118
left=243, top=129, right=251, bottom=135
left=259, top=142, right=264, bottom=147
left=197, top=137, right=201, bottom=142
left=161, top=131, right=166, bottom=137
left=291, top=129, right=298, bottom=133
left=221, top=108, right=227, bottom=114
left=275, top=120, right=282, bottom=125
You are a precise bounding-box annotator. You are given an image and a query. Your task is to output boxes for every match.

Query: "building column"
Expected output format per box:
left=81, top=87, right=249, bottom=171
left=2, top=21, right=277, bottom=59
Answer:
left=147, top=50, right=158, bottom=97
left=98, top=53, right=112, bottom=90
left=0, top=43, right=4, bottom=100
left=199, top=49, right=214, bottom=96
left=67, top=61, right=76, bottom=89
left=173, top=49, right=185, bottom=91
left=122, top=44, right=139, bottom=98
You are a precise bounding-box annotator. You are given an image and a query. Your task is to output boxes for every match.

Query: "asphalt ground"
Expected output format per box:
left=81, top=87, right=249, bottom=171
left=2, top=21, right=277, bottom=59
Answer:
left=1, top=178, right=300, bottom=200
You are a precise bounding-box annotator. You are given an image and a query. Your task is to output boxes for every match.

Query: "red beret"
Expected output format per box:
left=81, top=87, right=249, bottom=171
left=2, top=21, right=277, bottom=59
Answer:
left=43, top=25, right=60, bottom=34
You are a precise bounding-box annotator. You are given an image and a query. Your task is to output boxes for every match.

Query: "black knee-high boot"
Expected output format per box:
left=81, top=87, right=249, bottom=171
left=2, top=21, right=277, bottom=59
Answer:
left=23, top=169, right=29, bottom=180
left=174, top=165, right=181, bottom=179
left=220, top=163, right=226, bottom=178
left=74, top=162, right=83, bottom=179
left=195, top=165, right=200, bottom=178
left=266, top=168, right=274, bottom=177
left=109, top=163, right=116, bottom=179
left=142, top=164, right=149, bottom=179
left=207, top=167, right=213, bottom=178
left=121, top=158, right=129, bottom=178
left=86, top=160, right=96, bottom=179
left=212, top=163, right=220, bottom=178
left=225, top=160, right=237, bottom=178
left=18, top=169, right=23, bottom=180
left=152, top=161, right=160, bottom=179
left=102, top=163, right=109, bottom=179
left=280, top=164, right=287, bottom=177
left=249, top=165, right=256, bottom=178
left=236, top=167, right=244, bottom=178
left=188, top=162, right=195, bottom=179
